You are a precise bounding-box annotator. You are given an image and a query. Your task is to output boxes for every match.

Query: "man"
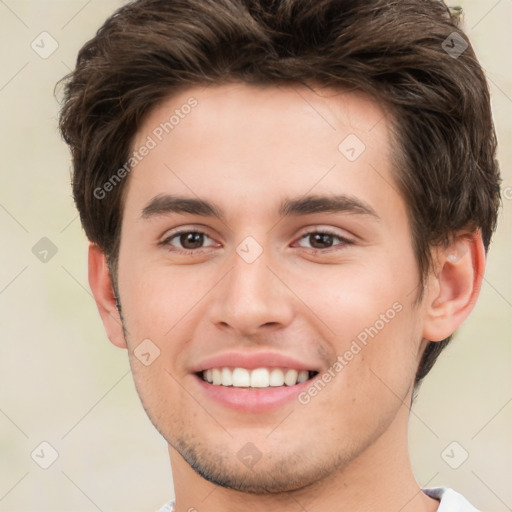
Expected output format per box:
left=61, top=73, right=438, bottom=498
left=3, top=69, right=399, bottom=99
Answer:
left=58, top=0, right=501, bottom=511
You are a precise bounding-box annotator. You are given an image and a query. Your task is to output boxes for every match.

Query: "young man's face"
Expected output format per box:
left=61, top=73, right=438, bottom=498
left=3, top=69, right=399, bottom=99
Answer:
left=109, top=83, right=434, bottom=492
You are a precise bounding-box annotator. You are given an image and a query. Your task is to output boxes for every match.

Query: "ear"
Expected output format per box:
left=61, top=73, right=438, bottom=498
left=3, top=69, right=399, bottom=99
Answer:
left=422, top=230, right=486, bottom=342
left=88, top=244, right=127, bottom=349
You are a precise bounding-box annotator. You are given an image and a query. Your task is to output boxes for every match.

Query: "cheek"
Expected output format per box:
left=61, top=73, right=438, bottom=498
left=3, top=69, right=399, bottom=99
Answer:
left=118, top=260, right=210, bottom=341
left=290, top=256, right=414, bottom=337
left=293, top=259, right=421, bottom=399
left=333, top=299, right=421, bottom=416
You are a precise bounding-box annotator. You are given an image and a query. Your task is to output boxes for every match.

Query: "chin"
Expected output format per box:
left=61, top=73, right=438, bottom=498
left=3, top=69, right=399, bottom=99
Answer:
left=169, top=435, right=352, bottom=494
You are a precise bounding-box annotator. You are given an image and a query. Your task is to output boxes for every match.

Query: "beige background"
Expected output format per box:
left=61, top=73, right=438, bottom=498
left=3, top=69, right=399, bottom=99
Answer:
left=0, top=1, right=510, bottom=511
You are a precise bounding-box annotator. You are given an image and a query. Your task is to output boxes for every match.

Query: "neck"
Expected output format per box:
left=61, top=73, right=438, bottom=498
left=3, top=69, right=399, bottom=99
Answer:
left=168, top=403, right=439, bottom=512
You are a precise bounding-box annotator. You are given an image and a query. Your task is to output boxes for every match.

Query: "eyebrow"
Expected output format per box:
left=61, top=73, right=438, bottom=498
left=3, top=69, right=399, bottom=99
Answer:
left=141, top=193, right=379, bottom=221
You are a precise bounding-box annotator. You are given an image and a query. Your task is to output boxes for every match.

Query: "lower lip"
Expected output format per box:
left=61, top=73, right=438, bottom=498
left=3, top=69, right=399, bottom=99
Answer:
left=192, top=374, right=314, bottom=413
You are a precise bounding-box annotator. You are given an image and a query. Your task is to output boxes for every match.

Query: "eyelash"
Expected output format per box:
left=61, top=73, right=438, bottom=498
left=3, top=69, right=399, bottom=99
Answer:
left=159, top=228, right=353, bottom=255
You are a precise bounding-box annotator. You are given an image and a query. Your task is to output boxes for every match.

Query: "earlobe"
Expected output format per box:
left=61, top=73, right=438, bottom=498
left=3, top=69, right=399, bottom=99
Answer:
left=422, top=231, right=486, bottom=342
left=88, top=244, right=127, bottom=349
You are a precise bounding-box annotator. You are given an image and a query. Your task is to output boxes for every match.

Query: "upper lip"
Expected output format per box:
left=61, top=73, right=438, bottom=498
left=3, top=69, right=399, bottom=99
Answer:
left=191, top=351, right=321, bottom=373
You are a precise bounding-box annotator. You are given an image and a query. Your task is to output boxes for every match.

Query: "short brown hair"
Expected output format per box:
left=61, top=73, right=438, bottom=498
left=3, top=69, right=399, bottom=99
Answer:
left=57, top=0, right=501, bottom=388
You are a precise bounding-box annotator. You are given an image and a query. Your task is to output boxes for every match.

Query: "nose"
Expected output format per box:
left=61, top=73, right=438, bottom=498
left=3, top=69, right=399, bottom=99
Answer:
left=209, top=247, right=295, bottom=337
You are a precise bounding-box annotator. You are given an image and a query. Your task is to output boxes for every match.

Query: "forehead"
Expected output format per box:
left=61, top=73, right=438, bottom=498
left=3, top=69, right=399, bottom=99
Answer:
left=126, top=82, right=400, bottom=222
left=134, top=82, right=390, bottom=153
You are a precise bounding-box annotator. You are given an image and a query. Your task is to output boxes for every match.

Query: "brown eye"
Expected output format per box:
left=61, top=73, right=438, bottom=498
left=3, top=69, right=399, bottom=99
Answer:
left=295, top=230, right=353, bottom=251
left=308, top=233, right=335, bottom=249
left=179, top=232, right=205, bottom=249
left=161, top=230, right=217, bottom=252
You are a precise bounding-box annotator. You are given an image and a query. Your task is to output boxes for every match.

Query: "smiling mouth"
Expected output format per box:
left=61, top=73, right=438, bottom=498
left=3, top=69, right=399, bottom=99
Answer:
left=197, top=367, right=319, bottom=389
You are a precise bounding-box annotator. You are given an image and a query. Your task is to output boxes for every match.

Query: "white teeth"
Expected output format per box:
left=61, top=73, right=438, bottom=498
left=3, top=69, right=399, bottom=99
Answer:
left=250, top=368, right=269, bottom=388
left=269, top=368, right=284, bottom=386
left=284, top=369, right=298, bottom=386
left=212, top=368, right=222, bottom=385
left=297, top=370, right=309, bottom=383
left=232, top=368, right=250, bottom=387
left=221, top=367, right=233, bottom=386
left=201, top=367, right=314, bottom=388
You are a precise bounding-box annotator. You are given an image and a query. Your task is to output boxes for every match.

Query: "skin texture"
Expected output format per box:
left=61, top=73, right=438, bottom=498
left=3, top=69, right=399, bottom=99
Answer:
left=88, top=83, right=485, bottom=512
